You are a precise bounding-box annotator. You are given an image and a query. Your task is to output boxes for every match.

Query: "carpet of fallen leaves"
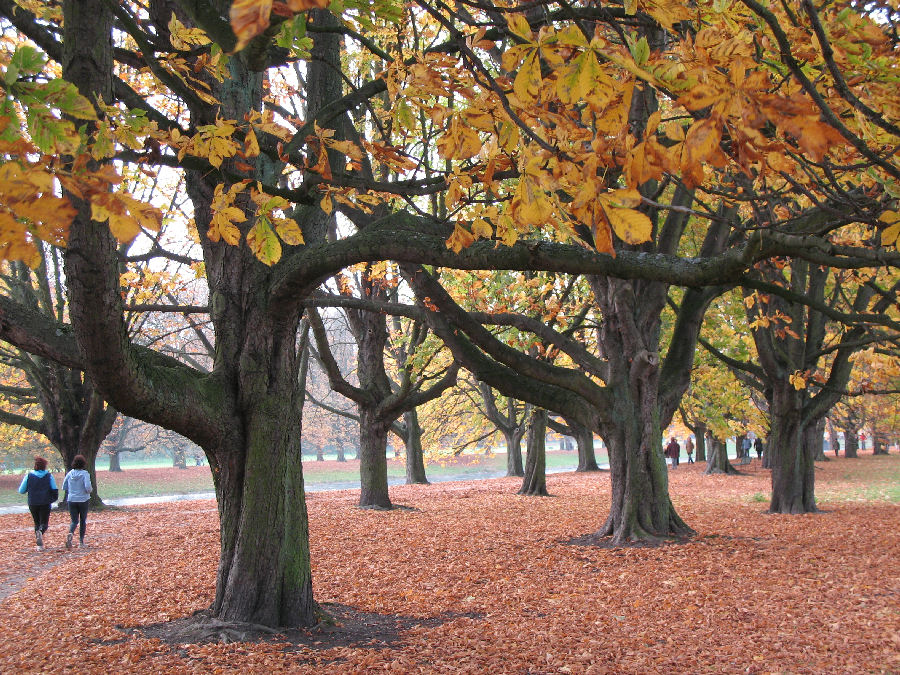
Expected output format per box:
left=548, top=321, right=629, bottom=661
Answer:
left=0, top=454, right=898, bottom=674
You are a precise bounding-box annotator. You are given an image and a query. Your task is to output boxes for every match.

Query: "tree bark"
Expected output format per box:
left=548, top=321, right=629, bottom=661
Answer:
left=519, top=408, right=548, bottom=496
left=844, top=427, right=859, bottom=458
left=808, top=417, right=828, bottom=461
left=403, top=409, right=429, bottom=485
left=573, top=422, right=600, bottom=471
left=704, top=436, right=738, bottom=475
left=502, top=425, right=526, bottom=477
left=60, top=0, right=318, bottom=628
left=108, top=451, right=122, bottom=472
left=768, top=384, right=816, bottom=513
left=358, top=408, right=392, bottom=508
left=694, top=426, right=707, bottom=463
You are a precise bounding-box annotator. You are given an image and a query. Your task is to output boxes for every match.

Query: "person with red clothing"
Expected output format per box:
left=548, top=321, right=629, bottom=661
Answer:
left=664, top=437, right=680, bottom=469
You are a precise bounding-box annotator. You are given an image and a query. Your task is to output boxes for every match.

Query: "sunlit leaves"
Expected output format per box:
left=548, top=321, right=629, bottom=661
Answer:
left=230, top=0, right=330, bottom=52
left=90, top=191, right=163, bottom=242
left=881, top=211, right=900, bottom=250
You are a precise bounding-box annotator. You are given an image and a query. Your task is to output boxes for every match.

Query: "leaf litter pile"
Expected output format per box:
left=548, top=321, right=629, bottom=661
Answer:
left=0, top=455, right=897, bottom=674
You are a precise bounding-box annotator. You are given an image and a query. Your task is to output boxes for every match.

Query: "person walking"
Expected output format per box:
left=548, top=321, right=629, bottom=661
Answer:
left=62, top=455, right=92, bottom=550
left=18, top=457, right=58, bottom=551
left=665, top=437, right=680, bottom=469
left=741, top=435, right=752, bottom=459
left=685, top=436, right=695, bottom=464
left=754, top=437, right=763, bottom=460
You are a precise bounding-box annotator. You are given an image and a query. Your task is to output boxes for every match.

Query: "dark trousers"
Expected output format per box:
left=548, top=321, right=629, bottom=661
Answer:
left=68, top=501, right=89, bottom=540
left=29, top=504, right=50, bottom=533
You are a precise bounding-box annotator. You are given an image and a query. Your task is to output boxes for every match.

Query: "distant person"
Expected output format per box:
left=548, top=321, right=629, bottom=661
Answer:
left=62, top=454, right=92, bottom=550
left=754, top=437, right=763, bottom=460
left=665, top=437, right=680, bottom=468
left=685, top=436, right=695, bottom=464
left=18, top=456, right=58, bottom=551
left=741, top=435, right=752, bottom=458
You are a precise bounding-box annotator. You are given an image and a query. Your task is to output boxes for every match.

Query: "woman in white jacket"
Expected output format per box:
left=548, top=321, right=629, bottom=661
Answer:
left=62, top=454, right=92, bottom=549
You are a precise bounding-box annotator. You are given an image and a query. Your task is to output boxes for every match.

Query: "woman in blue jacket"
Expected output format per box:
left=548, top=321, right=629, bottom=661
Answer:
left=18, top=456, right=58, bottom=551
left=62, top=454, right=92, bottom=549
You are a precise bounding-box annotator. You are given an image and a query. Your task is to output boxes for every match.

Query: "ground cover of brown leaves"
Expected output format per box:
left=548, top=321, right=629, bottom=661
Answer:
left=0, top=455, right=897, bottom=674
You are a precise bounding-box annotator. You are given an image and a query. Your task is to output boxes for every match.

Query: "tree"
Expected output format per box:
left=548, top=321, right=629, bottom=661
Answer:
left=0, top=258, right=115, bottom=506
left=1, top=0, right=898, bottom=628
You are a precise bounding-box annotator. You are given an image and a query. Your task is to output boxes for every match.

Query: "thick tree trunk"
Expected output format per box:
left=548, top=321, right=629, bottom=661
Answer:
left=694, top=425, right=707, bottom=463
left=768, top=384, right=816, bottom=514
left=108, top=452, right=122, bottom=472
left=872, top=426, right=889, bottom=455
left=502, top=426, right=525, bottom=477
left=704, top=437, right=738, bottom=475
left=519, top=409, right=548, bottom=496
left=844, top=429, right=859, bottom=458
left=403, top=409, right=429, bottom=485
left=573, top=422, right=600, bottom=471
left=211, top=399, right=314, bottom=627
left=315, top=446, right=324, bottom=461
left=807, top=418, right=828, bottom=461
left=358, top=408, right=391, bottom=508
left=335, top=445, right=345, bottom=462
left=61, top=0, right=320, bottom=629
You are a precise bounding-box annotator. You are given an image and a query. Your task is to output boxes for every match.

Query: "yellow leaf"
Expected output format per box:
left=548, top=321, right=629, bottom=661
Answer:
left=513, top=49, right=541, bottom=103
left=604, top=206, right=652, bottom=244
left=446, top=223, right=475, bottom=253
left=244, top=127, right=260, bottom=158
left=272, top=216, right=304, bottom=246
left=506, top=13, right=532, bottom=42
left=247, top=217, right=282, bottom=265
left=789, top=371, right=807, bottom=390
left=320, top=192, right=333, bottom=215
left=230, top=0, right=273, bottom=52
left=471, top=218, right=492, bottom=238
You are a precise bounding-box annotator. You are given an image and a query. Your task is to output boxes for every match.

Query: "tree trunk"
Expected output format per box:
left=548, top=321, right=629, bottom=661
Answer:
left=768, top=384, right=816, bottom=514
left=694, top=425, right=707, bottom=463
left=519, top=408, right=548, bottom=496
left=826, top=418, right=840, bottom=458
left=403, top=409, right=429, bottom=485
left=173, top=447, right=186, bottom=469
left=358, top=408, right=391, bottom=508
left=502, top=426, right=525, bottom=477
left=573, top=422, right=600, bottom=471
left=61, top=0, right=320, bottom=629
left=872, top=425, right=889, bottom=455
left=844, top=428, right=859, bottom=458
left=315, top=446, right=324, bottom=461
left=108, top=451, right=122, bottom=472
left=211, top=399, right=314, bottom=627
left=335, top=445, right=345, bottom=462
left=704, top=437, right=738, bottom=475
left=808, top=417, right=828, bottom=461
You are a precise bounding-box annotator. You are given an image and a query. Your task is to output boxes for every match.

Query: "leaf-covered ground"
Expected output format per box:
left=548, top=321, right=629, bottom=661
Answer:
left=1, top=455, right=897, bottom=673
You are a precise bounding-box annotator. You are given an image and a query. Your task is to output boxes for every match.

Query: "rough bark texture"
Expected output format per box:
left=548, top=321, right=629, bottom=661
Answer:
left=403, top=409, right=429, bottom=485
left=60, top=0, right=319, bottom=627
left=519, top=408, right=549, bottom=496
left=844, top=426, right=859, bottom=458
left=503, top=426, right=526, bottom=477
left=768, top=384, right=816, bottom=514
left=573, top=423, right=600, bottom=472
left=704, top=437, right=738, bottom=475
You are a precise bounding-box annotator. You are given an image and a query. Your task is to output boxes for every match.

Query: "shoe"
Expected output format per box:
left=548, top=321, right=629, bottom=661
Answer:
left=79, top=540, right=85, bottom=548
left=35, top=530, right=43, bottom=548
left=66, top=533, right=73, bottom=550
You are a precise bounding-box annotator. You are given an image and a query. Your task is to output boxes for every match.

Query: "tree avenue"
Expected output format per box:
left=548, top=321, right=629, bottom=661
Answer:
left=0, top=0, right=898, bottom=630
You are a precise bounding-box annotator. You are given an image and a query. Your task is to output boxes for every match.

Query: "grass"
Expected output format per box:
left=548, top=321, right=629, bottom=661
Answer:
left=0, top=449, right=601, bottom=507
left=5, top=448, right=896, bottom=508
